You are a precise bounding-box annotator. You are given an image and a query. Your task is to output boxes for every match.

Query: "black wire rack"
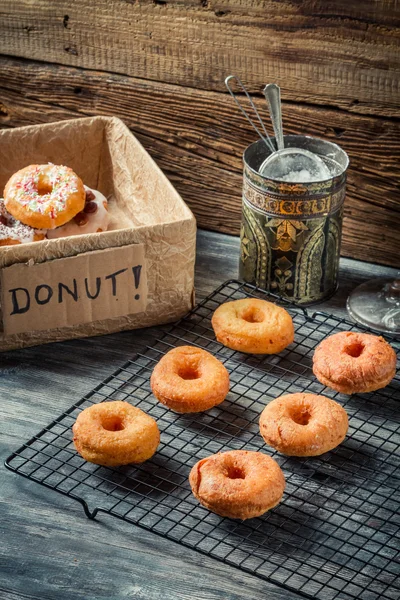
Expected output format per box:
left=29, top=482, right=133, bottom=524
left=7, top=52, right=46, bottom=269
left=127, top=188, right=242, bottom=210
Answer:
left=5, top=280, right=400, bottom=600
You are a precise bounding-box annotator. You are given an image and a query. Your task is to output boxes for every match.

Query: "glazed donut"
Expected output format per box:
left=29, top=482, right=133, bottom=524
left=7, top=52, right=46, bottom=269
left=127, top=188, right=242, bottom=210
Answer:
left=189, top=450, right=285, bottom=519
left=211, top=298, right=294, bottom=354
left=0, top=198, right=45, bottom=246
left=4, top=164, right=85, bottom=229
left=259, top=393, right=348, bottom=456
left=150, top=346, right=230, bottom=413
left=72, top=401, right=160, bottom=466
left=313, top=331, right=397, bottom=394
left=47, top=186, right=109, bottom=239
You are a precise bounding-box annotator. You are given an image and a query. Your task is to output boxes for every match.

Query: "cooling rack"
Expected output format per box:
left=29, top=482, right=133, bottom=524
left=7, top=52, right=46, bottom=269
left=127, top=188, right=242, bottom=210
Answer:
left=5, top=280, right=400, bottom=600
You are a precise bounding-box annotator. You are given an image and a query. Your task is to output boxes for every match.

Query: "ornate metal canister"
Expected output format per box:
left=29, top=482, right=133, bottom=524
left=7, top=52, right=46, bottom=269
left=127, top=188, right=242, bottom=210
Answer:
left=240, top=135, right=349, bottom=305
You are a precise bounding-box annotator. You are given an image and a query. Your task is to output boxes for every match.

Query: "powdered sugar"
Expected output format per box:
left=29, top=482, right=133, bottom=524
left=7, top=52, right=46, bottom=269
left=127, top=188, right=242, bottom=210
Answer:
left=279, top=168, right=321, bottom=183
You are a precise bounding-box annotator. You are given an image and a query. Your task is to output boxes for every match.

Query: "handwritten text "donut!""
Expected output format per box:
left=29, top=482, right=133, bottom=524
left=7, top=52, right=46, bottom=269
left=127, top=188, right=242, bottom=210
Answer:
left=1, top=244, right=147, bottom=336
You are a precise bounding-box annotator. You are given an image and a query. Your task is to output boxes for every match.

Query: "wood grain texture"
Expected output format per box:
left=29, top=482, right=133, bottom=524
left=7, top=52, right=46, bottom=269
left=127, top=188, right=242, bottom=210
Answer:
left=0, top=0, right=399, bottom=117
left=0, top=56, right=399, bottom=267
left=1, top=229, right=397, bottom=600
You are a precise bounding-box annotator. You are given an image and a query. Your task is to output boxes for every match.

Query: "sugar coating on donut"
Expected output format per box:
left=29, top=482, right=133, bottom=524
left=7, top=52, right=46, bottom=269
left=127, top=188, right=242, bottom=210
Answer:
left=47, top=186, right=109, bottom=239
left=72, top=400, right=160, bottom=466
left=189, top=450, right=285, bottom=519
left=259, top=393, right=348, bottom=456
left=313, top=331, right=397, bottom=394
left=0, top=198, right=46, bottom=245
left=212, top=298, right=294, bottom=354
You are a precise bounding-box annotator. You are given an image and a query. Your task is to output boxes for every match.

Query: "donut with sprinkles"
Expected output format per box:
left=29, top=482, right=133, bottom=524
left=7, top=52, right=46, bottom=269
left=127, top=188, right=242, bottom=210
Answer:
left=47, top=186, right=109, bottom=239
left=4, top=164, right=85, bottom=230
left=0, top=198, right=46, bottom=246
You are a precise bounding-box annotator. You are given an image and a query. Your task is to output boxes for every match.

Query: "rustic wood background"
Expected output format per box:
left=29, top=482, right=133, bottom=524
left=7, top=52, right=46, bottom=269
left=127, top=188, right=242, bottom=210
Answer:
left=0, top=1, right=399, bottom=266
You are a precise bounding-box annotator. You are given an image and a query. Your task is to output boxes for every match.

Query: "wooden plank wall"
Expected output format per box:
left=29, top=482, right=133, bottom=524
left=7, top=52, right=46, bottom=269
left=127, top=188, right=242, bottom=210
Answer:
left=0, top=0, right=399, bottom=266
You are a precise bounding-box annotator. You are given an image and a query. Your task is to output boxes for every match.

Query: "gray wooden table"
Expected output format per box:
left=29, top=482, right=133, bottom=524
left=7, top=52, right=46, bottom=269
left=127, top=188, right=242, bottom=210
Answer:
left=1, top=230, right=397, bottom=600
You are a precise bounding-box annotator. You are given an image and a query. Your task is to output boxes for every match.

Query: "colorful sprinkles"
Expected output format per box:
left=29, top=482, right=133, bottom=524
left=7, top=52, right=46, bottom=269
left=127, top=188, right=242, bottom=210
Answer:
left=0, top=198, right=46, bottom=244
left=46, top=186, right=109, bottom=240
left=7, top=164, right=79, bottom=216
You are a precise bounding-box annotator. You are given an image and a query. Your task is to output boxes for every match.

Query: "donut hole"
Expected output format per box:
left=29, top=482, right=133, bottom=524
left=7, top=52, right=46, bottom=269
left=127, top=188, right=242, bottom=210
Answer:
left=177, top=365, right=200, bottom=380
left=290, top=407, right=311, bottom=426
left=37, top=178, right=53, bottom=196
left=101, top=415, right=125, bottom=432
left=226, top=465, right=246, bottom=480
left=344, top=341, right=364, bottom=358
left=37, top=184, right=52, bottom=196
left=241, top=307, right=265, bottom=323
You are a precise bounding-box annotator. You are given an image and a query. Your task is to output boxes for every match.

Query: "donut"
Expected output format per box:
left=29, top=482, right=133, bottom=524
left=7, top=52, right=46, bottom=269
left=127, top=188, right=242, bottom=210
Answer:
left=211, top=298, right=294, bottom=354
left=4, top=164, right=85, bottom=230
left=313, top=331, right=397, bottom=394
left=47, top=186, right=109, bottom=239
left=72, top=401, right=160, bottom=466
left=0, top=198, right=46, bottom=246
left=150, top=346, right=230, bottom=413
left=259, top=393, right=348, bottom=456
left=189, top=450, right=285, bottom=519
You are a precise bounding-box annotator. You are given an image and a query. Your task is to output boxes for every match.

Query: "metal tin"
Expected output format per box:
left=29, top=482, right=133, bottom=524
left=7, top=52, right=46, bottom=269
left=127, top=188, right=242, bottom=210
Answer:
left=240, top=135, right=349, bottom=305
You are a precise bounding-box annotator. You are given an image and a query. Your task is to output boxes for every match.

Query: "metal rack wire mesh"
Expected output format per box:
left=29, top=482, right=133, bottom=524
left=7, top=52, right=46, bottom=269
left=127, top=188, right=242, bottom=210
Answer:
left=5, top=280, right=400, bottom=600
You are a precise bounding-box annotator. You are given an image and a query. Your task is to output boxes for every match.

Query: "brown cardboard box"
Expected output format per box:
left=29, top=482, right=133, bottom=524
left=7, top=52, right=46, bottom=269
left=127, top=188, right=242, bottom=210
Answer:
left=0, top=116, right=196, bottom=350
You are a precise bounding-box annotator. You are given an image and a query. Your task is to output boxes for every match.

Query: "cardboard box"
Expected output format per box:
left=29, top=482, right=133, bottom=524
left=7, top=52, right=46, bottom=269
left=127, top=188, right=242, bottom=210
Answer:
left=0, top=116, right=196, bottom=351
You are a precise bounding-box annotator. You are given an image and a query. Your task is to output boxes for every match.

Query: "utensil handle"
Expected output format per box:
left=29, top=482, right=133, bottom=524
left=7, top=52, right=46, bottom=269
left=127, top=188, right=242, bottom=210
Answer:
left=225, top=75, right=275, bottom=153
left=263, top=84, right=284, bottom=151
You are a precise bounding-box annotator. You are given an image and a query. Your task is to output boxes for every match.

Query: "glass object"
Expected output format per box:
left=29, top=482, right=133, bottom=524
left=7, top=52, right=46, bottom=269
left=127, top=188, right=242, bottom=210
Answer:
left=347, top=276, right=400, bottom=334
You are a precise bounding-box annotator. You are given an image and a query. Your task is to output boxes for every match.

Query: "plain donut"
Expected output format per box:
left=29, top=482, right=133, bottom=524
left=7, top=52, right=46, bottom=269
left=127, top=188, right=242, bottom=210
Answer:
left=211, top=298, right=294, bottom=354
left=313, top=331, right=396, bottom=394
left=259, top=393, right=348, bottom=456
left=150, top=346, right=230, bottom=413
left=72, top=401, right=160, bottom=466
left=189, top=450, right=285, bottom=519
